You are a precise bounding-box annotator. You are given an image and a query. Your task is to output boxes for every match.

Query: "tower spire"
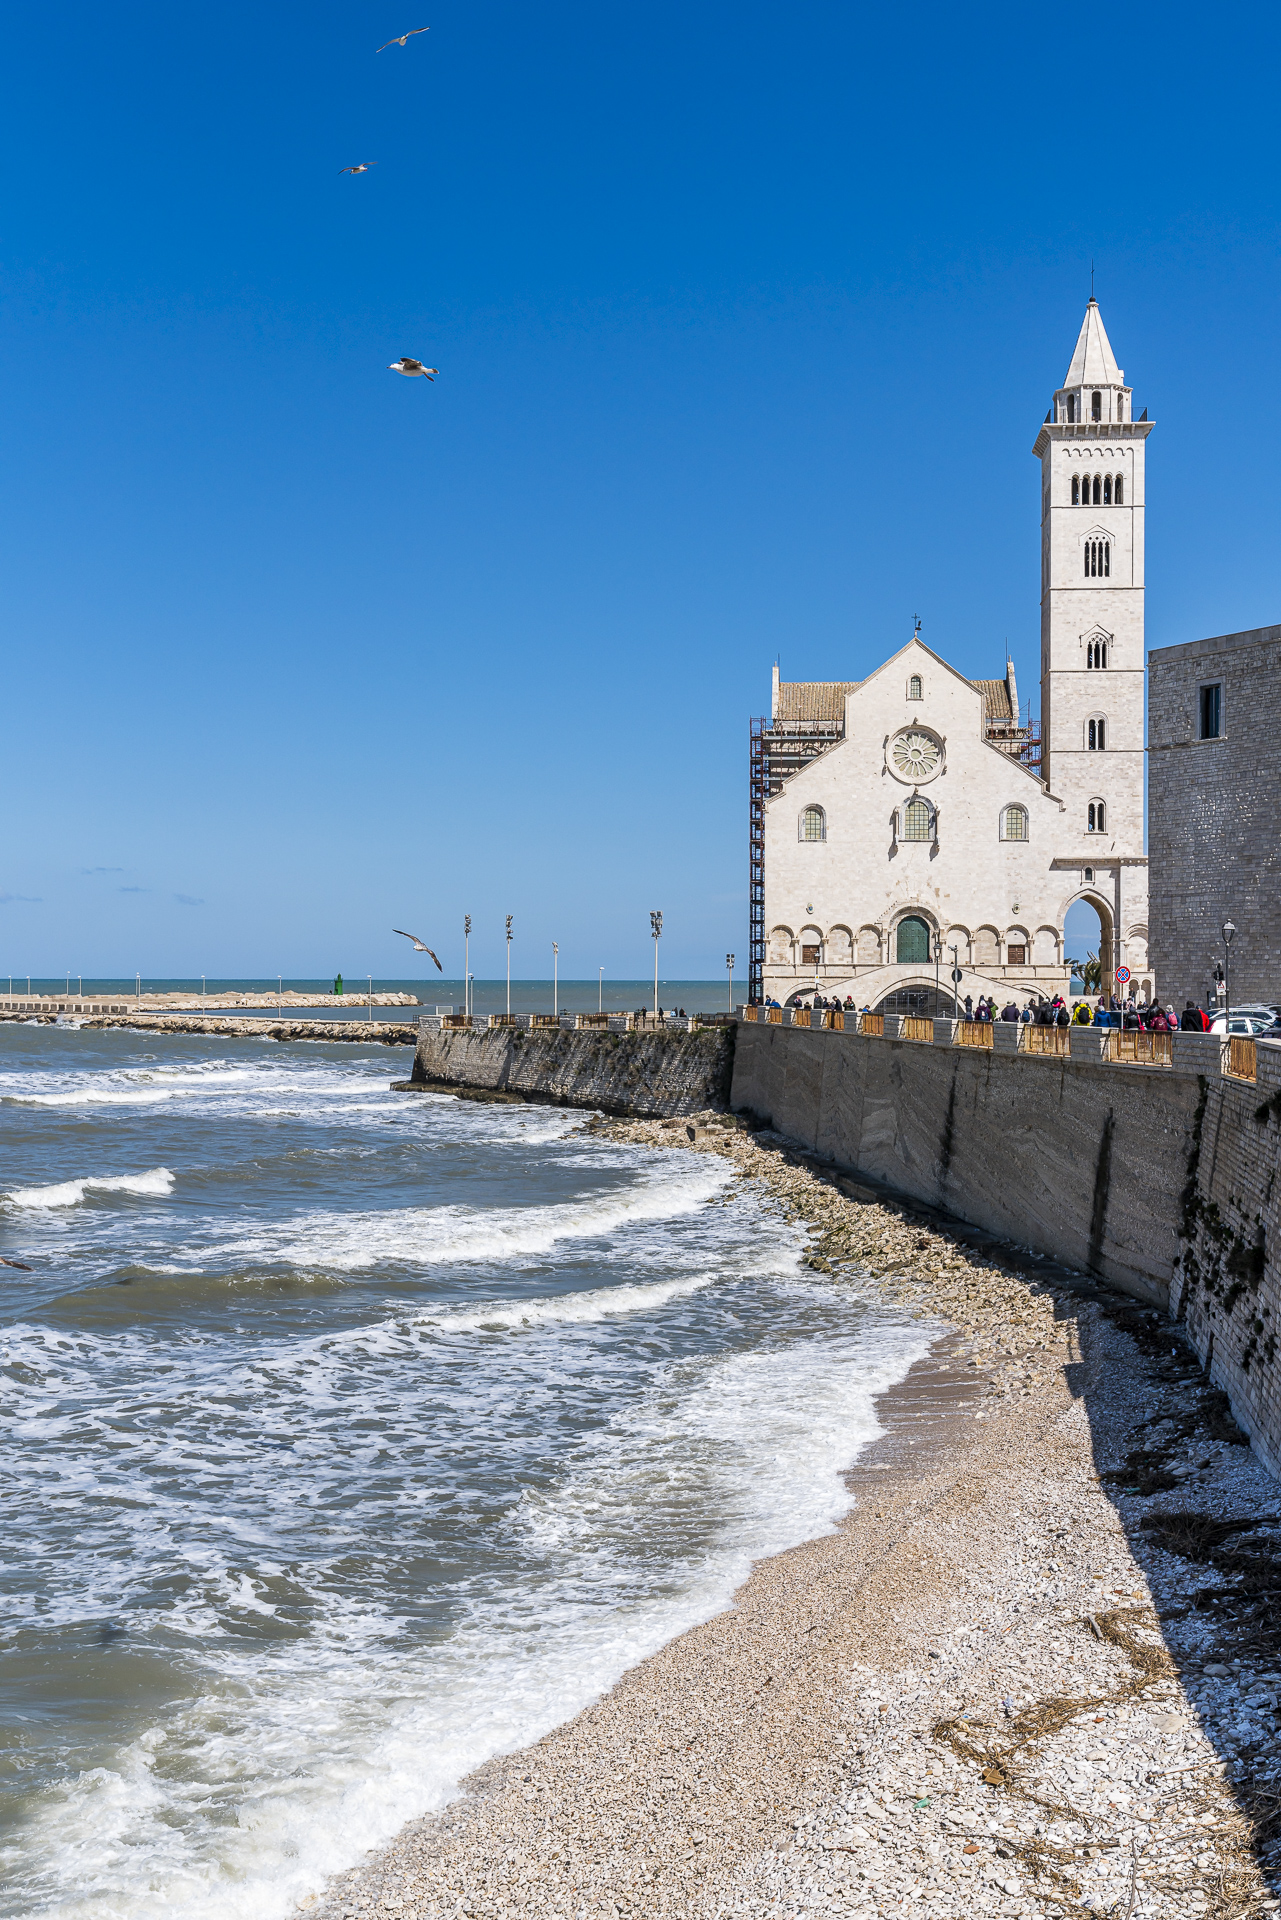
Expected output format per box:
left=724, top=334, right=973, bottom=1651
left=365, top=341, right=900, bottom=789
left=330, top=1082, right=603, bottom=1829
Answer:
left=1063, top=298, right=1123, bottom=389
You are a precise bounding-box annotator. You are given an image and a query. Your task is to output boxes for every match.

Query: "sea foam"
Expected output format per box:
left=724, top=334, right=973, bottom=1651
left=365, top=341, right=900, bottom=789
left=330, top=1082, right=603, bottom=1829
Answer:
left=4, top=1167, right=176, bottom=1209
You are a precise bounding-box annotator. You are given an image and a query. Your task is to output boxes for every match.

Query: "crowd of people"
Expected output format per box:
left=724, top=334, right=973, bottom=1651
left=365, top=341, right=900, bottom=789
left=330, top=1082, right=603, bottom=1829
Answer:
left=765, top=989, right=1207, bottom=1031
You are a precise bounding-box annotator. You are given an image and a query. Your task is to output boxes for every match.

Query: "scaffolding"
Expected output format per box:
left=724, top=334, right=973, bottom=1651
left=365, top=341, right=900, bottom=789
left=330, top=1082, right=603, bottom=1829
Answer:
left=986, top=713, right=1042, bottom=776
left=748, top=716, right=845, bottom=1004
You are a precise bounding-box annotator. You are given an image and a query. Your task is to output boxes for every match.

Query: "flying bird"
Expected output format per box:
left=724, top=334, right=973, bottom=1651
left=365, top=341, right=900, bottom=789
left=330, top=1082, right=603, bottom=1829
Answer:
left=339, top=162, right=378, bottom=175
left=394, top=929, right=443, bottom=970
left=389, top=358, right=438, bottom=379
left=377, top=26, right=429, bottom=50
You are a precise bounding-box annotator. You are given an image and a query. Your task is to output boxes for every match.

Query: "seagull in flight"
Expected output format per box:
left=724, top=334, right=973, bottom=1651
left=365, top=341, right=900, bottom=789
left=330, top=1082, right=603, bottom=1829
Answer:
left=394, top=929, right=443, bottom=970
left=377, top=26, right=429, bottom=50
left=339, top=161, right=378, bottom=175
left=389, top=358, right=438, bottom=379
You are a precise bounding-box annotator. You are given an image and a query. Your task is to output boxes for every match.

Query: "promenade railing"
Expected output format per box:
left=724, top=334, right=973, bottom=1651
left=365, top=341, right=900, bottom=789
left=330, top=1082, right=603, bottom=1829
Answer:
left=955, top=1020, right=993, bottom=1049
left=1226, top=1036, right=1258, bottom=1082
left=1022, top=1025, right=1070, bottom=1057
left=1103, top=1030, right=1173, bottom=1068
left=859, top=1012, right=884, bottom=1037
left=901, top=1015, right=933, bottom=1042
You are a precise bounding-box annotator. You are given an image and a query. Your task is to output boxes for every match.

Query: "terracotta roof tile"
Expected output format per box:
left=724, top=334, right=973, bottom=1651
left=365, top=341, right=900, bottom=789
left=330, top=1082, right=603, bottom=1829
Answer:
left=972, top=678, right=1012, bottom=721
left=775, top=681, right=858, bottom=723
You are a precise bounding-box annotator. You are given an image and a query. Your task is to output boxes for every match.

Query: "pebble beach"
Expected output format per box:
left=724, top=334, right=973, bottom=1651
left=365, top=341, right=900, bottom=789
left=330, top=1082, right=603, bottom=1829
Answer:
left=317, top=1113, right=1281, bottom=1920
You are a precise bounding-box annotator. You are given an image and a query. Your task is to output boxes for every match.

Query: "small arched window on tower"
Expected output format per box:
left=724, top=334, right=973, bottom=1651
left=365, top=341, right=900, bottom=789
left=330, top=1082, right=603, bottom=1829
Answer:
left=1071, top=475, right=1080, bottom=504
left=1085, top=540, right=1111, bottom=578
left=1000, top=805, right=1028, bottom=842
left=800, top=805, right=826, bottom=843
left=1091, top=391, right=1102, bottom=421
left=1093, top=475, right=1102, bottom=505
left=907, top=673, right=922, bottom=700
left=1087, top=800, right=1107, bottom=834
left=1103, top=475, right=1112, bottom=505
left=1087, top=638, right=1109, bottom=669
left=1114, top=476, right=1123, bottom=504
left=1088, top=717, right=1106, bottom=751
left=1067, top=393, right=1077, bottom=423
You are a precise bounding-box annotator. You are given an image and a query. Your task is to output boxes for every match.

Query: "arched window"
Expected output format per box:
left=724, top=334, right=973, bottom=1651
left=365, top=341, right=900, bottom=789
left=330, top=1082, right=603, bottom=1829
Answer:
left=1092, top=475, right=1102, bottom=505
left=1103, top=475, right=1112, bottom=505
left=907, top=673, right=922, bottom=700
left=1071, top=475, right=1080, bottom=504
left=1087, top=638, right=1108, bottom=669
left=1088, top=717, right=1106, bottom=750
left=1067, top=393, right=1077, bottom=423
left=1091, top=391, right=1102, bottom=420
left=800, top=805, right=826, bottom=842
left=901, top=797, right=933, bottom=841
left=1114, top=476, right=1123, bottom=504
left=1085, top=540, right=1111, bottom=578
left=1083, top=866, right=1094, bottom=883
left=1001, top=805, right=1028, bottom=842
left=1087, top=800, right=1107, bottom=833
left=896, top=916, right=931, bottom=963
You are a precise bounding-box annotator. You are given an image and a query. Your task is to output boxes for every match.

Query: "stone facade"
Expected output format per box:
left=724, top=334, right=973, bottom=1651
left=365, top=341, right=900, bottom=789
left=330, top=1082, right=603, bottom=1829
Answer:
left=1149, top=623, right=1281, bottom=1011
left=758, top=300, right=1149, bottom=1010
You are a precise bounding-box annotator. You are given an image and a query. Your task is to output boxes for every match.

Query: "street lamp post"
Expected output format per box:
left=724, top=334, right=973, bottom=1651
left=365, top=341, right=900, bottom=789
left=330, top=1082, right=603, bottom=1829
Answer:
left=506, top=915, right=513, bottom=1016
left=598, top=966, right=604, bottom=1013
left=726, top=952, right=735, bottom=1013
left=1222, top=918, right=1236, bottom=1029
left=367, top=975, right=373, bottom=1023
left=464, top=915, right=472, bottom=1018
left=136, top=972, right=141, bottom=1011
left=278, top=974, right=283, bottom=1012
left=933, top=934, right=942, bottom=1019
left=650, top=911, right=662, bottom=1019
left=552, top=942, right=558, bottom=1017
left=201, top=975, right=205, bottom=1002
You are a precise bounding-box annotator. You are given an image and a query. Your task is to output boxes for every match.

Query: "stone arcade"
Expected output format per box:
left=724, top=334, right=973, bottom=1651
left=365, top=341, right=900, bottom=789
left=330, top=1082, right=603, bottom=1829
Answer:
left=753, top=299, right=1151, bottom=1012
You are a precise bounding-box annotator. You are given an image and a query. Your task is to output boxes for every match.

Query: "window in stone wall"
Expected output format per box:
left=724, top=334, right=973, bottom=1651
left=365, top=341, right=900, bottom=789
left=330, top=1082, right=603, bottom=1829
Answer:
left=800, top=805, right=826, bottom=841
left=1087, top=638, right=1109, bottom=669
left=1115, top=476, right=1123, bottom=504
left=1087, top=800, right=1107, bottom=833
left=902, top=798, right=933, bottom=841
left=1199, top=682, right=1223, bottom=740
left=1001, top=805, right=1028, bottom=841
left=1092, top=391, right=1102, bottom=420
left=1072, top=475, right=1080, bottom=504
left=1103, top=475, right=1112, bottom=504
left=1085, top=539, right=1110, bottom=577
left=1088, top=717, right=1106, bottom=750
left=908, top=674, right=922, bottom=699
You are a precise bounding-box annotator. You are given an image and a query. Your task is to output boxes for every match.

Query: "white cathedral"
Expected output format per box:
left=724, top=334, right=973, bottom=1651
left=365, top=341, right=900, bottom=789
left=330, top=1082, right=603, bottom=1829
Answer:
left=753, top=298, right=1150, bottom=1011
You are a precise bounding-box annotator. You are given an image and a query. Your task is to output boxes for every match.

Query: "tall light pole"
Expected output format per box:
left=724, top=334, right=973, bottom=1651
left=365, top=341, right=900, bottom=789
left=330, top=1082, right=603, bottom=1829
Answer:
left=726, top=952, right=735, bottom=1012
left=464, top=914, right=472, bottom=1016
left=506, top=914, right=513, bottom=1016
left=367, top=974, right=373, bottom=1023
left=933, top=933, right=942, bottom=1019
left=135, top=972, right=140, bottom=1011
left=278, top=974, right=283, bottom=1012
left=650, top=910, right=662, bottom=1017
left=1223, top=918, right=1236, bottom=1028
left=552, top=942, right=558, bottom=1017
left=598, top=966, right=604, bottom=1012
left=201, top=974, right=206, bottom=1002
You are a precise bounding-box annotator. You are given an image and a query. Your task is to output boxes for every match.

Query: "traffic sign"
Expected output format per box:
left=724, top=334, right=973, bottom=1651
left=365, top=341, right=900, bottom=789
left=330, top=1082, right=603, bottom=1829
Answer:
left=1115, top=965, right=1131, bottom=984
left=951, top=968, right=963, bottom=983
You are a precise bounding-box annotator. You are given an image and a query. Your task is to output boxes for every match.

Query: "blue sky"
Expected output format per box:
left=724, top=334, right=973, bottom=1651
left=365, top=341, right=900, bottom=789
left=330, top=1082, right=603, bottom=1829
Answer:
left=3, top=2, right=1279, bottom=981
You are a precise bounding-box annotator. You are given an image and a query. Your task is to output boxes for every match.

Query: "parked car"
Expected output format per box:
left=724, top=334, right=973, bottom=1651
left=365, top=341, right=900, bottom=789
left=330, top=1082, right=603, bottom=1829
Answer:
left=1209, top=1012, right=1274, bottom=1036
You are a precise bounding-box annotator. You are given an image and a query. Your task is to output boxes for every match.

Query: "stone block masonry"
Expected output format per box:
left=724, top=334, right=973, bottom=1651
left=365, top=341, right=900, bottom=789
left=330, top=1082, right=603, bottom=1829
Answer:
left=404, top=1022, right=734, bottom=1118
left=1176, top=1042, right=1281, bottom=1478
left=1148, top=621, right=1281, bottom=1009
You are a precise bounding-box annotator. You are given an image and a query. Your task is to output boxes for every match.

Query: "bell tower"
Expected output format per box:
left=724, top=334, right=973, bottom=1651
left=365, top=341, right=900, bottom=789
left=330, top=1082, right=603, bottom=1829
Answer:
left=1033, top=299, right=1150, bottom=851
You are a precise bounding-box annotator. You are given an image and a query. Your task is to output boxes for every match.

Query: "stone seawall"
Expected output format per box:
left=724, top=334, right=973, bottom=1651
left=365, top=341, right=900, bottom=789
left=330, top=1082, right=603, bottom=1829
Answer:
left=405, top=1023, right=734, bottom=1117
left=732, top=1018, right=1281, bottom=1477
left=731, top=1019, right=1201, bottom=1306
left=1176, top=1047, right=1281, bottom=1478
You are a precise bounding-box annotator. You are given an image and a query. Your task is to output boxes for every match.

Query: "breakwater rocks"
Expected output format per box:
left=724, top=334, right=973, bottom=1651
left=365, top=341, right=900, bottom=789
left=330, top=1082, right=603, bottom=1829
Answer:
left=75, top=1014, right=419, bottom=1046
left=401, top=1022, right=734, bottom=1117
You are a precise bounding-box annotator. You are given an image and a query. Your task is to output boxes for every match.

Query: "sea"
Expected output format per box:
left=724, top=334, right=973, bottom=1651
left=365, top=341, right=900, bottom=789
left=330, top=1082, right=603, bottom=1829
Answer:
left=0, top=1020, right=932, bottom=1919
